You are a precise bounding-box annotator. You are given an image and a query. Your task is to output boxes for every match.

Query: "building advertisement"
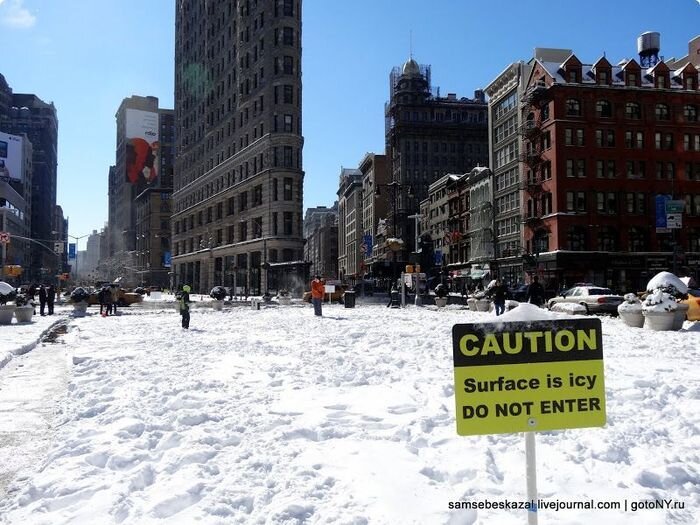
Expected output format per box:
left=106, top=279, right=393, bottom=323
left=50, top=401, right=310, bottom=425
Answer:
left=0, top=131, right=23, bottom=182
left=125, top=109, right=160, bottom=185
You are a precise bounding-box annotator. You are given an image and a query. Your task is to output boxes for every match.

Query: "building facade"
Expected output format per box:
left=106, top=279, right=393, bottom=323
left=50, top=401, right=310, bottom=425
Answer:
left=172, top=0, right=305, bottom=294
left=337, top=168, right=362, bottom=283
left=0, top=74, right=58, bottom=282
left=519, top=34, right=700, bottom=292
left=303, top=203, right=338, bottom=279
left=359, top=153, right=389, bottom=279
left=385, top=58, right=488, bottom=251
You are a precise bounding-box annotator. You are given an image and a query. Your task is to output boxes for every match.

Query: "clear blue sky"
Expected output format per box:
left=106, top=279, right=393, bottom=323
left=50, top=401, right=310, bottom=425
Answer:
left=1, top=0, right=698, bottom=249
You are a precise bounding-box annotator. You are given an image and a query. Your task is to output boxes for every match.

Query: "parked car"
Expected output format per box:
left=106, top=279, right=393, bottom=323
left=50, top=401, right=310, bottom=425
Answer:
left=681, top=289, right=700, bottom=321
left=508, top=284, right=529, bottom=302
left=547, top=285, right=623, bottom=314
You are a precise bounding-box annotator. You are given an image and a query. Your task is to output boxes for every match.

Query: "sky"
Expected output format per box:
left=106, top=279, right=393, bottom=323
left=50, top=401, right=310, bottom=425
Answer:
left=0, top=0, right=699, bottom=250
left=1, top=300, right=699, bottom=523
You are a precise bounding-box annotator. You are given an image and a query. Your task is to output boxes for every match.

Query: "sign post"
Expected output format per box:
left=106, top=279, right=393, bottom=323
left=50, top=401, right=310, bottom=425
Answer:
left=452, top=319, right=605, bottom=522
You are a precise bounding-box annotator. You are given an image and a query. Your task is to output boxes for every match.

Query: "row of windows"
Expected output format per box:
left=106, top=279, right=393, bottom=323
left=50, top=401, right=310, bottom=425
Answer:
left=175, top=177, right=296, bottom=233
left=399, top=109, right=486, bottom=124
left=173, top=211, right=297, bottom=256
left=563, top=226, right=700, bottom=253
left=563, top=128, right=698, bottom=150
left=565, top=159, right=700, bottom=181
left=176, top=146, right=301, bottom=210
left=566, top=99, right=698, bottom=121
left=495, top=166, right=519, bottom=192
left=563, top=192, right=700, bottom=216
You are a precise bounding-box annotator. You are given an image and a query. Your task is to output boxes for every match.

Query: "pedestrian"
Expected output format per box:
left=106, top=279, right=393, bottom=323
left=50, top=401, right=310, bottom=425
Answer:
left=47, top=285, right=56, bottom=315
left=179, top=284, right=191, bottom=329
left=489, top=279, right=508, bottom=316
left=38, top=285, right=47, bottom=316
left=98, top=287, right=110, bottom=316
left=110, top=284, right=120, bottom=315
left=526, top=275, right=545, bottom=307
left=310, top=275, right=325, bottom=316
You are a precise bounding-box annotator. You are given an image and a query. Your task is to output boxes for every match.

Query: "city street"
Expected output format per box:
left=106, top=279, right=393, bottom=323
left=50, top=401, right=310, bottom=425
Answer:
left=0, top=301, right=698, bottom=524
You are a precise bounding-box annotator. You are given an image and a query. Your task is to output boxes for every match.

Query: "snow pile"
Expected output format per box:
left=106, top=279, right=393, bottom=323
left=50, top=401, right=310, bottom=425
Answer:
left=642, top=290, right=678, bottom=313
left=646, top=272, right=688, bottom=297
left=618, top=293, right=642, bottom=314
left=550, top=302, right=586, bottom=315
left=0, top=305, right=698, bottom=524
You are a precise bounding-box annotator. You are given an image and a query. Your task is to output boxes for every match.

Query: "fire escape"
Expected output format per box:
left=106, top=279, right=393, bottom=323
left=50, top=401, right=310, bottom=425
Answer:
left=519, top=82, right=551, bottom=269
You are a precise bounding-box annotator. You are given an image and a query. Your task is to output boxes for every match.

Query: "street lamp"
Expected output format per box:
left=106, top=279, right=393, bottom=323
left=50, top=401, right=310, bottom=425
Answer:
left=53, top=231, right=89, bottom=282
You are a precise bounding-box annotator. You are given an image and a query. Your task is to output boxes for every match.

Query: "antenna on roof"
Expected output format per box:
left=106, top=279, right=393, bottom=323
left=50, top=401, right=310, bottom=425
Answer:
left=409, top=30, right=413, bottom=59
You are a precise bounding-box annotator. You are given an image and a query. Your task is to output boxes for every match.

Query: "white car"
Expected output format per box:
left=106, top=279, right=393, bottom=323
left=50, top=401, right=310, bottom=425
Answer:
left=547, top=286, right=623, bottom=315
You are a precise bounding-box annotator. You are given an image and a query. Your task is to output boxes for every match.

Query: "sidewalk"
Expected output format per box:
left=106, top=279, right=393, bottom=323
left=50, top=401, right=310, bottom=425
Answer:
left=0, top=309, right=69, bottom=370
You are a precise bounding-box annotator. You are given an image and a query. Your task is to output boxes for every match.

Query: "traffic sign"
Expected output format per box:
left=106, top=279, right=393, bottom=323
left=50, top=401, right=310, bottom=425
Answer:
left=452, top=318, right=605, bottom=436
left=0, top=232, right=9, bottom=244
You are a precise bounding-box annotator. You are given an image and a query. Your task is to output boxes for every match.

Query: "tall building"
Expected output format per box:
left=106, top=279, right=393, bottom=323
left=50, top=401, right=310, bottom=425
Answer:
left=518, top=33, right=700, bottom=291
left=172, top=0, right=305, bottom=294
left=337, top=168, right=362, bottom=282
left=485, top=51, right=570, bottom=284
left=106, top=96, right=174, bottom=286
left=384, top=58, right=488, bottom=249
left=0, top=74, right=58, bottom=281
left=303, top=203, right=338, bottom=278
left=358, top=153, right=389, bottom=278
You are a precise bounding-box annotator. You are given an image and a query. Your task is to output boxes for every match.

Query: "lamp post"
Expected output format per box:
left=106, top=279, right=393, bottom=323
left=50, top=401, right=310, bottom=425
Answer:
left=53, top=231, right=89, bottom=283
left=375, top=181, right=414, bottom=287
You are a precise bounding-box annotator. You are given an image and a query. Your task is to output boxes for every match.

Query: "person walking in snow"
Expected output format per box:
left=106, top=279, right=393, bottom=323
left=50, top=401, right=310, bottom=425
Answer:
left=526, top=275, right=545, bottom=307
left=47, top=285, right=56, bottom=315
left=179, top=284, right=191, bottom=329
left=38, top=284, right=47, bottom=316
left=310, top=275, right=325, bottom=316
left=488, top=279, right=508, bottom=316
left=98, top=286, right=110, bottom=316
left=110, top=284, right=120, bottom=315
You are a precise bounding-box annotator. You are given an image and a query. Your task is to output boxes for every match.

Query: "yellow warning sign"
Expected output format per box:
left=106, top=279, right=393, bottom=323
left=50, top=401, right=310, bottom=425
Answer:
left=452, top=319, right=606, bottom=436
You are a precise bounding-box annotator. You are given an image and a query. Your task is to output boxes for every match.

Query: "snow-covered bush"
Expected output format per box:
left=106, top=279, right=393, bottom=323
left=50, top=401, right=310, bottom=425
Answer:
left=434, top=284, right=448, bottom=298
left=210, top=286, right=227, bottom=300
left=0, top=281, right=16, bottom=305
left=618, top=293, right=642, bottom=314
left=70, top=287, right=90, bottom=304
left=646, top=272, right=688, bottom=300
left=641, top=289, right=677, bottom=313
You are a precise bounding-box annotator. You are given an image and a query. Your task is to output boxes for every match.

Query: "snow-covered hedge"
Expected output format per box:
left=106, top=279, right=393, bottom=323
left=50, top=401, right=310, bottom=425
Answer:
left=642, top=289, right=677, bottom=313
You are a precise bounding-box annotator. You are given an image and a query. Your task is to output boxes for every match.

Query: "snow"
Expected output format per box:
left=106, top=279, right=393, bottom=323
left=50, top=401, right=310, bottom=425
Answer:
left=0, top=302, right=699, bottom=524
left=642, top=290, right=678, bottom=313
left=646, top=272, right=689, bottom=295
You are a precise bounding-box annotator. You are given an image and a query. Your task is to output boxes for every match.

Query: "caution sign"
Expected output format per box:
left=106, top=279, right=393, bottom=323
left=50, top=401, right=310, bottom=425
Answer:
left=452, top=319, right=605, bottom=436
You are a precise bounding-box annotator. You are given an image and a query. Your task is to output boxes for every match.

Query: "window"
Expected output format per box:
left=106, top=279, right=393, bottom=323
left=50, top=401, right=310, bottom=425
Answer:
left=252, top=217, right=262, bottom=238
left=596, top=129, right=614, bottom=147
left=283, top=0, right=294, bottom=16
left=626, top=71, right=638, bottom=87
left=576, top=159, right=586, bottom=178
left=283, top=85, right=293, bottom=104
left=686, top=195, right=700, bottom=216
left=596, top=192, right=617, bottom=214
left=567, top=227, right=587, bottom=250
left=596, top=100, right=612, bottom=118
left=625, top=102, right=641, bottom=119
left=239, top=191, right=248, bottom=211
left=283, top=177, right=293, bottom=200
left=227, top=225, right=235, bottom=243
left=227, top=196, right=235, bottom=215
left=282, top=27, right=294, bottom=46
left=655, top=104, right=670, bottom=120
left=253, top=184, right=263, bottom=206
left=565, top=128, right=573, bottom=146
left=566, top=191, right=586, bottom=212
left=597, top=70, right=609, bottom=85
left=597, top=160, right=616, bottom=179
left=283, top=146, right=293, bottom=167
left=239, top=221, right=247, bottom=241
left=283, top=114, right=293, bottom=132
left=628, top=227, right=648, bottom=252
left=566, top=99, right=581, bottom=116
left=272, top=212, right=278, bottom=235
left=566, top=159, right=574, bottom=177
left=685, top=105, right=698, bottom=122
left=283, top=211, right=293, bottom=235
left=283, top=56, right=294, bottom=74
left=597, top=226, right=618, bottom=251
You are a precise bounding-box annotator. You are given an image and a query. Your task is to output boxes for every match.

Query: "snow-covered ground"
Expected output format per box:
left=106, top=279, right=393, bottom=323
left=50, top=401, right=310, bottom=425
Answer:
left=0, top=301, right=698, bottom=524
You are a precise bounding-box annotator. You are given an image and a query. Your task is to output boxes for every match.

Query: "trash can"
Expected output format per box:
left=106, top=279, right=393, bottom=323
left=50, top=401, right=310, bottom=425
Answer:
left=251, top=298, right=261, bottom=310
left=344, top=290, right=356, bottom=308
left=389, top=289, right=401, bottom=308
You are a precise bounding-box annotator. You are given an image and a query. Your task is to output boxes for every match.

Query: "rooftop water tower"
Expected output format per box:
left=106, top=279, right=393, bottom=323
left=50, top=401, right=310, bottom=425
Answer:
left=638, top=31, right=661, bottom=67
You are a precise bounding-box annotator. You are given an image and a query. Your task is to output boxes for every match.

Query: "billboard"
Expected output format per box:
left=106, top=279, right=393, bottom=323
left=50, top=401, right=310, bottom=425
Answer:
left=0, top=131, right=23, bottom=182
left=125, top=109, right=159, bottom=185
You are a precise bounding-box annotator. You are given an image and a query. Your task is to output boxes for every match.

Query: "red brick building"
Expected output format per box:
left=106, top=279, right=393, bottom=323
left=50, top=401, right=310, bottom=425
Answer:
left=520, top=36, right=700, bottom=292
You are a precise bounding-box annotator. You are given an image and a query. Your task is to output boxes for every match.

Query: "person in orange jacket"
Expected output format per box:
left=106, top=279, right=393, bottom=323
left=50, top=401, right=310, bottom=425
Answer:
left=311, top=275, right=325, bottom=316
